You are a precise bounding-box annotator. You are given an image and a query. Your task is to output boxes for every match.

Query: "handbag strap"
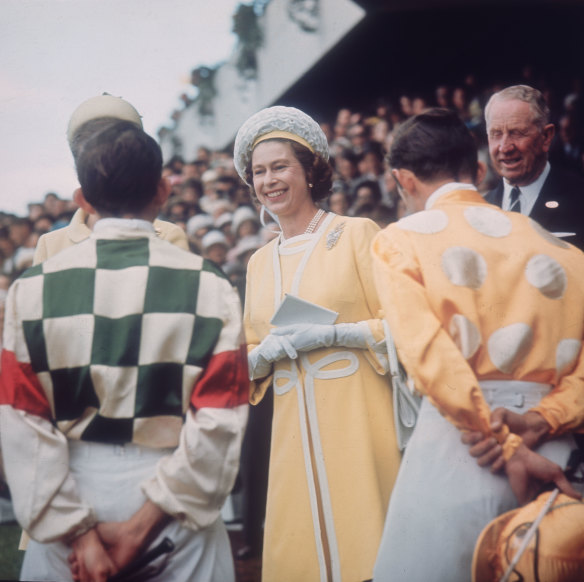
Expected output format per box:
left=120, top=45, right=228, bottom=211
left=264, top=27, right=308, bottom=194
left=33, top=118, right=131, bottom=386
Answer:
left=383, top=319, right=421, bottom=450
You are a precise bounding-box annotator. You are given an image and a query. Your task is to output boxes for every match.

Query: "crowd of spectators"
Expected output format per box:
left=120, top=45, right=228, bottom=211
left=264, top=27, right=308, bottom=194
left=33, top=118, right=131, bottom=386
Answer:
left=1, top=69, right=583, bottom=337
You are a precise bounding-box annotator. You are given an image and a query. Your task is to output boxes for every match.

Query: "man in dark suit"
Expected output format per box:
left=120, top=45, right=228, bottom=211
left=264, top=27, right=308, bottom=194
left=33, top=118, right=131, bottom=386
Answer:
left=484, top=85, right=584, bottom=250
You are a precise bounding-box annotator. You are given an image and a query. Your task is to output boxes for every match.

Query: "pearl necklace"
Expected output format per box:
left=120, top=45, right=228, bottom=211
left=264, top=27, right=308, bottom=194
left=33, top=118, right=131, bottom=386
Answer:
left=304, top=208, right=326, bottom=234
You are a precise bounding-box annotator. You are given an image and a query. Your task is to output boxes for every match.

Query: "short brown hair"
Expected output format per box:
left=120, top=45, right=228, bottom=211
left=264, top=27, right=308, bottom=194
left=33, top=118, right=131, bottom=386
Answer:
left=388, top=108, right=478, bottom=183
left=75, top=119, right=162, bottom=215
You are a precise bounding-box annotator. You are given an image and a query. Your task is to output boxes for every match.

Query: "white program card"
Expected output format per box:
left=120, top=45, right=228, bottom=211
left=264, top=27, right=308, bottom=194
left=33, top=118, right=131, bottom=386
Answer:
left=270, top=294, right=339, bottom=326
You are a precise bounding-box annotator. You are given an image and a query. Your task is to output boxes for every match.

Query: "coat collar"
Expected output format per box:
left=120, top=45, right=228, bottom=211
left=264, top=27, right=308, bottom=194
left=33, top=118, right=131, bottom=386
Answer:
left=427, top=187, right=486, bottom=209
left=68, top=208, right=92, bottom=243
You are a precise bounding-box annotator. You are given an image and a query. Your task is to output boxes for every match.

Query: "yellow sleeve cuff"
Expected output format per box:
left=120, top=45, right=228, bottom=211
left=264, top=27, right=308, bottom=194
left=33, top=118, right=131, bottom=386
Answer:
left=492, top=423, right=523, bottom=461
left=250, top=375, right=272, bottom=405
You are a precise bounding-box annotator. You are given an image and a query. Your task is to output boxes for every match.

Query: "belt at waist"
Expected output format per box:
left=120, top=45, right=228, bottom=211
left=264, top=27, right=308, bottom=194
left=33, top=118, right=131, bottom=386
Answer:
left=479, top=380, right=552, bottom=410
left=68, top=439, right=174, bottom=461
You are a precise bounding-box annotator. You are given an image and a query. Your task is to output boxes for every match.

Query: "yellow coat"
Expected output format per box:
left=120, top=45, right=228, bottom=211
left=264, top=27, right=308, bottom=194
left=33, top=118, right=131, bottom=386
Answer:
left=33, top=208, right=189, bottom=264
left=244, top=214, right=400, bottom=582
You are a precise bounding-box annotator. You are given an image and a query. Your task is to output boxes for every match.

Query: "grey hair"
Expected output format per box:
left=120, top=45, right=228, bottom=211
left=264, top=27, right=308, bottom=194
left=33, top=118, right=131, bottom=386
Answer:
left=485, top=85, right=550, bottom=130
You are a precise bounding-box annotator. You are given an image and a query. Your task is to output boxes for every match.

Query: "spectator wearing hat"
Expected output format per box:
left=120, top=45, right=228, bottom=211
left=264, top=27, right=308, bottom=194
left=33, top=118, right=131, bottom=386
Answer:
left=11, top=247, right=35, bottom=276
left=201, top=230, right=230, bottom=267
left=215, top=212, right=234, bottom=246
left=185, top=213, right=214, bottom=254
left=199, top=169, right=221, bottom=214
left=233, top=105, right=401, bottom=582
left=208, top=199, right=234, bottom=222
left=226, top=234, right=263, bottom=270
left=33, top=95, right=188, bottom=265
left=231, top=206, right=260, bottom=241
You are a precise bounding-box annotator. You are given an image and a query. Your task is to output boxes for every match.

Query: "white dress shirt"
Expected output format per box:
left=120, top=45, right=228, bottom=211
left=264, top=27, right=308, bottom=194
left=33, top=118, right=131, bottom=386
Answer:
left=502, top=162, right=551, bottom=215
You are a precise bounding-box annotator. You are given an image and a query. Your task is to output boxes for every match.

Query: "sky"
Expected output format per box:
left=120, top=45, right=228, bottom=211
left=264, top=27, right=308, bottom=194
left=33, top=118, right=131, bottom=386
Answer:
left=1, top=0, right=243, bottom=216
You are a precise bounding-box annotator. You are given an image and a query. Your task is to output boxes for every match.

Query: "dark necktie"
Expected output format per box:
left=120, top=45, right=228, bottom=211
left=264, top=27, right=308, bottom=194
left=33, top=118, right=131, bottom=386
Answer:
left=509, top=186, right=521, bottom=213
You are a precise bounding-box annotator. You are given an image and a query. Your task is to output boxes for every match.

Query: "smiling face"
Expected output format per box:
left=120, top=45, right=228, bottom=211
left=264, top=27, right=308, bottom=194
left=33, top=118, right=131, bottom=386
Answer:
left=251, top=140, right=312, bottom=219
left=487, top=99, right=554, bottom=187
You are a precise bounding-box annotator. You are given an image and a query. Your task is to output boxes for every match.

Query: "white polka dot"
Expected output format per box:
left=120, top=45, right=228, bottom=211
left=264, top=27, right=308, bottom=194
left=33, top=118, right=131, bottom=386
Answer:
left=529, top=219, right=570, bottom=249
left=556, top=339, right=582, bottom=376
left=525, top=254, right=567, bottom=299
left=449, top=314, right=481, bottom=359
left=464, top=206, right=512, bottom=238
left=397, top=210, right=448, bottom=234
left=488, top=323, right=533, bottom=374
left=441, top=247, right=487, bottom=289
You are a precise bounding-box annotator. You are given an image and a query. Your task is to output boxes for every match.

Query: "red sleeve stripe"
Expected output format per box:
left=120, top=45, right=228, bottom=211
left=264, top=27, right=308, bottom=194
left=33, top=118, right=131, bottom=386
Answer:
left=0, top=350, right=52, bottom=419
left=190, top=344, right=250, bottom=410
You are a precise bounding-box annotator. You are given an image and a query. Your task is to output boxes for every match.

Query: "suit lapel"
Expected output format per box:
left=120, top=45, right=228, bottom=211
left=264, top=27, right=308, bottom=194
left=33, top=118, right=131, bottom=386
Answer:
left=529, top=171, right=556, bottom=224
left=485, top=182, right=504, bottom=206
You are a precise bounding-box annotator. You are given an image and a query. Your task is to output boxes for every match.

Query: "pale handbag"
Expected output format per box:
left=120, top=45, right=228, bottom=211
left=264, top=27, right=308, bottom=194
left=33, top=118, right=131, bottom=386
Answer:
left=384, top=320, right=422, bottom=451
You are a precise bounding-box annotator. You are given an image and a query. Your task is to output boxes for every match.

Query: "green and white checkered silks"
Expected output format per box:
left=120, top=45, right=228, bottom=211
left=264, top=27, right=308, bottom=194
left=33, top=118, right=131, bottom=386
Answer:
left=4, top=227, right=246, bottom=447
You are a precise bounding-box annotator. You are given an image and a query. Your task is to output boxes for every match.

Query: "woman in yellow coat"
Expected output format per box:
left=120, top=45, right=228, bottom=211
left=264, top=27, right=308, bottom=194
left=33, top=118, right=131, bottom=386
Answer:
left=233, top=106, right=400, bottom=582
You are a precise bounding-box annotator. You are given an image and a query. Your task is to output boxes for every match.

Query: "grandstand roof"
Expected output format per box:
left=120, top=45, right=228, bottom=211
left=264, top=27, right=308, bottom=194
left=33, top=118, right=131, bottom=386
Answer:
left=276, top=1, right=584, bottom=120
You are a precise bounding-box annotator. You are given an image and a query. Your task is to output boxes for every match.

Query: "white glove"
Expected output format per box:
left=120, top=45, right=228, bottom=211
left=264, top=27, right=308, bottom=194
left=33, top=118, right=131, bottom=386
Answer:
left=271, top=324, right=335, bottom=351
left=248, top=333, right=298, bottom=380
left=271, top=322, right=371, bottom=352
